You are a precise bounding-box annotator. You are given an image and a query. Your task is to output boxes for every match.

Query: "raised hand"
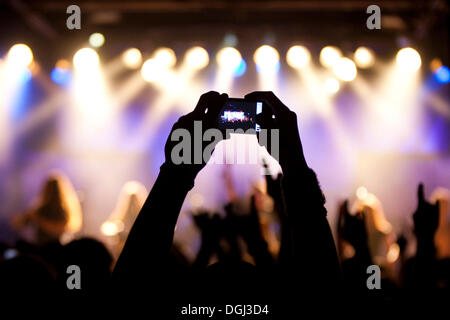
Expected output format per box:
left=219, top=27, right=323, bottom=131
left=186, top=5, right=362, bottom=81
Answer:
left=337, top=200, right=368, bottom=248
left=413, top=183, right=439, bottom=242
left=244, top=91, right=307, bottom=173
left=163, top=91, right=228, bottom=179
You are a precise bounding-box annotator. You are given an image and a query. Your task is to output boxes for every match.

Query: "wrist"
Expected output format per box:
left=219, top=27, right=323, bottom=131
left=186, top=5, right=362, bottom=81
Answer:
left=159, top=162, right=197, bottom=190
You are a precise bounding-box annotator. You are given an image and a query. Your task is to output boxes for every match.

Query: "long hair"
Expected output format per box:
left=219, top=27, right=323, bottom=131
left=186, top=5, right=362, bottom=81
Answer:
left=38, top=171, right=83, bottom=234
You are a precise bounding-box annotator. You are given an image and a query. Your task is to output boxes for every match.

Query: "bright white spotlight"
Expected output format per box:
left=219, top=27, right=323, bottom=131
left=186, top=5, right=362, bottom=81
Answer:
left=216, top=47, right=242, bottom=71
left=153, top=47, right=177, bottom=68
left=333, top=57, right=357, bottom=82
left=324, top=78, right=340, bottom=95
left=185, top=46, right=209, bottom=70
left=141, top=58, right=168, bottom=83
left=319, top=46, right=342, bottom=68
left=7, top=44, right=33, bottom=67
left=89, top=33, right=105, bottom=48
left=354, top=46, right=375, bottom=68
left=286, top=45, right=311, bottom=69
left=396, top=47, right=421, bottom=72
left=73, top=48, right=100, bottom=71
left=254, top=45, right=280, bottom=74
left=122, top=48, right=142, bottom=69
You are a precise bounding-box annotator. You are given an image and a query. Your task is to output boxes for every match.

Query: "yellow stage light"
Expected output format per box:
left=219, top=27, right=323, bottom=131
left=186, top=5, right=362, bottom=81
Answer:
left=333, top=57, right=357, bottom=81
left=216, top=47, right=242, bottom=71
left=154, top=47, right=177, bottom=68
left=73, top=48, right=99, bottom=71
left=319, top=46, right=342, bottom=68
left=185, top=46, right=209, bottom=70
left=324, top=78, right=340, bottom=94
left=122, top=48, right=142, bottom=69
left=7, top=44, right=33, bottom=67
left=354, top=46, right=375, bottom=68
left=396, top=47, right=421, bottom=72
left=286, top=45, right=311, bottom=69
left=254, top=45, right=280, bottom=74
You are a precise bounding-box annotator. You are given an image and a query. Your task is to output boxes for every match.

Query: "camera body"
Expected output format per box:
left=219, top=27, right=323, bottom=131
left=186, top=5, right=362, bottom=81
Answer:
left=218, top=98, right=263, bottom=132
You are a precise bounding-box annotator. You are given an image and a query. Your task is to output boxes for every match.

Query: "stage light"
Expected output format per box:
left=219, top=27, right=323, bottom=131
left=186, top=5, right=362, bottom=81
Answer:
left=101, top=220, right=124, bottom=236
left=429, top=58, right=443, bottom=72
left=333, top=57, right=357, bottom=82
left=216, top=47, right=242, bottom=71
left=55, top=59, right=70, bottom=70
left=319, top=46, right=342, bottom=68
left=435, top=66, right=450, bottom=84
left=141, top=58, right=168, bottom=83
left=185, top=46, right=209, bottom=70
left=356, top=186, right=368, bottom=200
left=254, top=45, right=280, bottom=74
left=354, top=46, right=375, bottom=68
left=396, top=47, right=421, bottom=72
left=51, top=65, right=72, bottom=86
left=7, top=44, right=33, bottom=68
left=223, top=33, right=238, bottom=47
left=89, top=33, right=105, bottom=48
left=234, top=58, right=247, bottom=77
left=122, top=48, right=142, bottom=69
left=286, top=45, right=311, bottom=70
left=324, top=78, right=340, bottom=94
left=154, top=47, right=177, bottom=68
left=73, top=48, right=99, bottom=71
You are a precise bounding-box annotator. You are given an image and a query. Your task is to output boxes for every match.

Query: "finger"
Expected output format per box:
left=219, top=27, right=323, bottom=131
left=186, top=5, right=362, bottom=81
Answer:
left=245, top=91, right=291, bottom=116
left=418, top=183, right=425, bottom=203
left=206, top=93, right=228, bottom=121
left=194, top=91, right=220, bottom=115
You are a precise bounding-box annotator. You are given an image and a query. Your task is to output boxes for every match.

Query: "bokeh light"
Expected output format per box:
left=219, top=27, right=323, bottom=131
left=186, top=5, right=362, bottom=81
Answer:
left=89, top=33, right=105, bottom=48
left=356, top=186, right=368, bottom=200
left=435, top=66, right=450, bottom=84
left=286, top=45, right=311, bottom=70
left=122, top=48, right=142, bottom=69
left=216, top=47, right=242, bottom=72
left=324, top=77, right=340, bottom=95
left=73, top=48, right=100, bottom=71
left=254, top=45, right=280, bottom=74
left=354, top=46, right=375, bottom=68
left=319, top=46, right=342, bottom=68
left=396, top=47, right=421, bottom=72
left=333, top=57, right=357, bottom=81
left=153, top=47, right=177, bottom=68
left=7, top=44, right=34, bottom=68
left=184, top=46, right=209, bottom=70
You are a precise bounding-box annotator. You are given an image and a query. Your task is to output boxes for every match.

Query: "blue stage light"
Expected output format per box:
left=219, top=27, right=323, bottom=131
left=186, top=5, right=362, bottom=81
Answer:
left=233, top=58, right=247, bottom=77
left=51, top=67, right=72, bottom=86
left=435, top=66, right=450, bottom=84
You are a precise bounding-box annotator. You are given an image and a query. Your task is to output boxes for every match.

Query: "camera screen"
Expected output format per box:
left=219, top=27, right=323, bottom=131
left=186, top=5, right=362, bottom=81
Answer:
left=218, top=100, right=263, bottom=132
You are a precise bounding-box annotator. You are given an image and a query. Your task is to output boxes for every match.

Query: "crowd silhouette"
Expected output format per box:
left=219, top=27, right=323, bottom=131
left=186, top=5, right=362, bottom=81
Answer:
left=0, top=92, right=448, bottom=314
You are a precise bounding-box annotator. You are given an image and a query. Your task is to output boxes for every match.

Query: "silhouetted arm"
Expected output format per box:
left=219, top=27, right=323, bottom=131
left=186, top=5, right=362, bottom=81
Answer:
left=245, top=92, right=341, bottom=289
left=111, top=164, right=194, bottom=287
left=112, top=92, right=229, bottom=288
left=411, top=183, right=439, bottom=288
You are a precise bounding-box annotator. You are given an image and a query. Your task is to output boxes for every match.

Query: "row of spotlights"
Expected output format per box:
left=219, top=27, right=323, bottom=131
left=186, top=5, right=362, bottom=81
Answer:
left=3, top=43, right=427, bottom=84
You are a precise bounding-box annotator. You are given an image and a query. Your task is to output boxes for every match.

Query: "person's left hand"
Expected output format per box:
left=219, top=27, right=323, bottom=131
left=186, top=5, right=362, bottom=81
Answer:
left=163, top=91, right=228, bottom=179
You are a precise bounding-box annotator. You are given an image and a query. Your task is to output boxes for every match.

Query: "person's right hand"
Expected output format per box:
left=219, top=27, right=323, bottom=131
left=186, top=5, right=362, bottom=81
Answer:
left=244, top=91, right=308, bottom=173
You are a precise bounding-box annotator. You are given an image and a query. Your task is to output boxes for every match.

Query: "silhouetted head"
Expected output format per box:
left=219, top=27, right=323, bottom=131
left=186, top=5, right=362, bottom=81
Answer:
left=60, top=238, right=112, bottom=292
